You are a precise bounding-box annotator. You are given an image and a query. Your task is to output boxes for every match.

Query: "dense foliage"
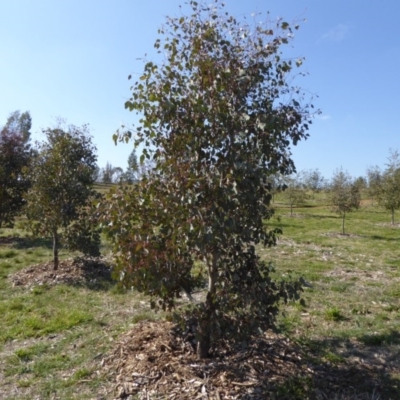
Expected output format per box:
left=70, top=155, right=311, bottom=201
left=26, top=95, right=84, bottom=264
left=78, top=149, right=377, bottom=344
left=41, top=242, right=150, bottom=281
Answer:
left=104, top=0, right=315, bottom=357
left=26, top=124, right=98, bottom=269
left=0, top=111, right=32, bottom=228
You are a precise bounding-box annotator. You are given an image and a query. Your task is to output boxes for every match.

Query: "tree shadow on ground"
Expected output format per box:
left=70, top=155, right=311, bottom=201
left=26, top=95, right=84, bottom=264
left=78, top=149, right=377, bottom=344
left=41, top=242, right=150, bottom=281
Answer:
left=108, top=321, right=400, bottom=399
left=208, top=334, right=400, bottom=399
left=285, top=330, right=400, bottom=399
left=366, top=235, right=400, bottom=242
left=0, top=235, right=53, bottom=249
left=303, top=213, right=338, bottom=220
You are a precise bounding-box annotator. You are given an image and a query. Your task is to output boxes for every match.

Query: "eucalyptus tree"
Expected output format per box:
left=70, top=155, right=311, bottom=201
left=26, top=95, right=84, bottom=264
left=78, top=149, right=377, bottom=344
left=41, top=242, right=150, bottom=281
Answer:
left=0, top=124, right=31, bottom=227
left=330, top=169, right=360, bottom=234
left=105, top=0, right=315, bottom=358
left=376, top=150, right=400, bottom=224
left=3, top=110, right=32, bottom=143
left=26, top=124, right=97, bottom=269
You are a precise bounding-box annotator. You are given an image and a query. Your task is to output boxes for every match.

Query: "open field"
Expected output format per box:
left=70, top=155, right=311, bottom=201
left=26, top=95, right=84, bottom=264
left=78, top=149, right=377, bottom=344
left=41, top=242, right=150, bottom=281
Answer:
left=1, top=194, right=399, bottom=399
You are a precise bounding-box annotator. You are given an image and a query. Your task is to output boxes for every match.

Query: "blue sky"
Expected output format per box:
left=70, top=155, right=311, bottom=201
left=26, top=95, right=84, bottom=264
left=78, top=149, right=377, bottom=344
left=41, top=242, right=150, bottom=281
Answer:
left=1, top=0, right=399, bottom=180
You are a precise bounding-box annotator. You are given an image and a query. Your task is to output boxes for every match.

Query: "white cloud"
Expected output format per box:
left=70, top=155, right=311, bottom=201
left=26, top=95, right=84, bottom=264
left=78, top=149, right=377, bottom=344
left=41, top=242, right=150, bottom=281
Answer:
left=320, top=24, right=349, bottom=43
left=318, top=115, right=332, bottom=121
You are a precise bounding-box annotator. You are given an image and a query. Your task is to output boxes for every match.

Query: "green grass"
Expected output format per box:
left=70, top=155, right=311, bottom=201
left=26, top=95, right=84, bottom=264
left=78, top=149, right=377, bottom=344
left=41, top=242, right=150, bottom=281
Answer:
left=260, top=194, right=400, bottom=397
left=0, top=228, right=161, bottom=399
left=1, top=194, right=400, bottom=398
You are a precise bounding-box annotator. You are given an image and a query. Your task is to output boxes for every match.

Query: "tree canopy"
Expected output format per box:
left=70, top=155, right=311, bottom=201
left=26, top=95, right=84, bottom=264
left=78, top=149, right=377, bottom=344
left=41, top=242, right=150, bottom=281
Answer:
left=105, top=0, right=315, bottom=358
left=330, top=169, right=360, bottom=234
left=26, top=123, right=98, bottom=269
left=0, top=111, right=32, bottom=227
left=3, top=110, right=32, bottom=143
left=376, top=150, right=400, bottom=224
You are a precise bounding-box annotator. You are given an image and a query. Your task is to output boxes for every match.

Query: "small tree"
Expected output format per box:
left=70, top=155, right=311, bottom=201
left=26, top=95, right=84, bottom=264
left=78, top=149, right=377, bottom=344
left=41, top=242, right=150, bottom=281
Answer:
left=283, top=174, right=308, bottom=216
left=354, top=176, right=367, bottom=192
left=26, top=124, right=97, bottom=269
left=376, top=149, right=400, bottom=224
left=330, top=169, right=360, bottom=234
left=0, top=115, right=32, bottom=227
left=366, top=166, right=382, bottom=205
left=106, top=0, right=315, bottom=358
left=303, top=168, right=325, bottom=199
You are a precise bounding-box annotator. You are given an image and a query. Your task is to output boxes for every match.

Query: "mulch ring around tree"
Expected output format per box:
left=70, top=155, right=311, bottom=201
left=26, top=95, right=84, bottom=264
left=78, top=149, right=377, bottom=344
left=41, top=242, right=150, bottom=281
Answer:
left=101, top=321, right=399, bottom=399
left=9, top=257, right=113, bottom=288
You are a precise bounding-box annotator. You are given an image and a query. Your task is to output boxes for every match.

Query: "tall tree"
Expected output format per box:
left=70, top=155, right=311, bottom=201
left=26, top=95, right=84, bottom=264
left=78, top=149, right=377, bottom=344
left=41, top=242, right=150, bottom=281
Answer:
left=101, top=162, right=123, bottom=183
left=123, top=148, right=139, bottom=183
left=106, top=0, right=314, bottom=358
left=0, top=126, right=31, bottom=227
left=330, top=169, right=360, bottom=234
left=3, top=110, right=32, bottom=143
left=26, top=124, right=97, bottom=269
left=376, top=149, right=400, bottom=224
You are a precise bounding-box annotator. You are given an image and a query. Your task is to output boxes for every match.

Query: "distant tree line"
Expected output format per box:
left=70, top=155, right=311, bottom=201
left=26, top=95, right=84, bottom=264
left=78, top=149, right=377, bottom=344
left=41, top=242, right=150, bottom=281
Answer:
left=95, top=148, right=143, bottom=184
left=2, top=108, right=400, bottom=272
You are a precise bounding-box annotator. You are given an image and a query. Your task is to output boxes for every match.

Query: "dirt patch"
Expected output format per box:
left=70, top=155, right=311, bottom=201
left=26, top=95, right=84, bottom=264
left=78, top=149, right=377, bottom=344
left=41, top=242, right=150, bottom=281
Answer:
left=322, top=232, right=362, bottom=239
left=8, top=257, right=113, bottom=289
left=101, top=321, right=399, bottom=399
left=376, top=222, right=400, bottom=228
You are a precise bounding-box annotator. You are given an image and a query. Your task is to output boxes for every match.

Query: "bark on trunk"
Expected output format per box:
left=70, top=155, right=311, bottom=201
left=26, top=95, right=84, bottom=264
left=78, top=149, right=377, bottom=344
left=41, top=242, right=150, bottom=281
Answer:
left=197, top=251, right=218, bottom=359
left=53, top=230, right=59, bottom=270
left=342, top=212, right=345, bottom=235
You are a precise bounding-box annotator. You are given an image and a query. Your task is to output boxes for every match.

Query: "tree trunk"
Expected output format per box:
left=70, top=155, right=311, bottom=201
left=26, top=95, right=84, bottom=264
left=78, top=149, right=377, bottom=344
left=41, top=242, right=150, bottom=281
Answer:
left=342, top=212, right=345, bottom=235
left=197, top=252, right=218, bottom=359
left=53, top=230, right=59, bottom=270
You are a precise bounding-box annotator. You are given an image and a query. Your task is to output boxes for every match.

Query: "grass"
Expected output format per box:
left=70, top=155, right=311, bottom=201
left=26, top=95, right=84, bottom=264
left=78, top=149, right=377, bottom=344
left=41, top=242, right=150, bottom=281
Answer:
left=0, top=227, right=162, bottom=399
left=1, top=192, right=400, bottom=398
left=258, top=193, right=400, bottom=396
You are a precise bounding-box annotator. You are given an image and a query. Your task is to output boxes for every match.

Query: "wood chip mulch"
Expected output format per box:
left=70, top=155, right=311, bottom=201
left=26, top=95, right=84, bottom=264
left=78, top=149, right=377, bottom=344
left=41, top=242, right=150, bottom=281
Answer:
left=9, top=257, right=112, bottom=288
left=101, top=321, right=398, bottom=400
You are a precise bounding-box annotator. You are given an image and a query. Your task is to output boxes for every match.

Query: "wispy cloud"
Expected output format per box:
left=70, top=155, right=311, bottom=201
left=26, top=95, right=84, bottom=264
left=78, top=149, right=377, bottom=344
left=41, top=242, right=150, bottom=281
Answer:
left=318, top=115, right=332, bottom=121
left=320, top=24, right=349, bottom=43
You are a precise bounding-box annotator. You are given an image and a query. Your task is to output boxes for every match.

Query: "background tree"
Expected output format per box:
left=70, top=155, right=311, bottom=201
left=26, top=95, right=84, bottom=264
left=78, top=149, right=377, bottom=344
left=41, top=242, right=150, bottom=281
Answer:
left=26, top=124, right=97, bottom=269
left=106, top=0, right=314, bottom=358
left=283, top=174, right=308, bottom=216
left=0, top=112, right=32, bottom=227
left=376, top=149, right=400, bottom=224
left=101, top=162, right=123, bottom=183
left=366, top=165, right=382, bottom=205
left=354, top=176, right=367, bottom=193
left=330, top=169, right=360, bottom=234
left=122, top=148, right=140, bottom=183
left=3, top=110, right=32, bottom=143
left=267, top=173, right=285, bottom=203
left=303, top=168, right=326, bottom=199
left=63, top=192, right=103, bottom=257
left=92, top=164, right=101, bottom=182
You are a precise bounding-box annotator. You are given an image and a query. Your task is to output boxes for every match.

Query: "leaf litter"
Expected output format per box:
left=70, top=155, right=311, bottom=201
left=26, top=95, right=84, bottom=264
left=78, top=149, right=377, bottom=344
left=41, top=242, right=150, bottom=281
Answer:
left=100, top=321, right=399, bottom=399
